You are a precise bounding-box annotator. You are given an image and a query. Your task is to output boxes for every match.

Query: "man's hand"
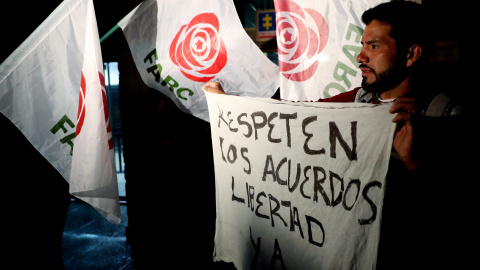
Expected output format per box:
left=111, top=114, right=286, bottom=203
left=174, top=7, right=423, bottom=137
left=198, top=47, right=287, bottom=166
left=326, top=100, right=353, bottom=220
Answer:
left=390, top=96, right=421, bottom=170
left=202, top=81, right=226, bottom=95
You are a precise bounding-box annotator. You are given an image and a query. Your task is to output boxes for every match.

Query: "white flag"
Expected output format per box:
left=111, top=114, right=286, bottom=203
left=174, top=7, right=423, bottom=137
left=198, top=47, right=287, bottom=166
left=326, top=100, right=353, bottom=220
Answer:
left=274, top=0, right=387, bottom=100
left=118, top=0, right=280, bottom=122
left=0, top=0, right=121, bottom=223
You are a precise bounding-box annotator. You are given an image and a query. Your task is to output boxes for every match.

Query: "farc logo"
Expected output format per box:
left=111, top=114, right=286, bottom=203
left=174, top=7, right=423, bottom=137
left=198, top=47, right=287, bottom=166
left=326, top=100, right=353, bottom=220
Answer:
left=276, top=0, right=329, bottom=81
left=76, top=72, right=87, bottom=136
left=170, top=13, right=227, bottom=82
left=76, top=71, right=113, bottom=150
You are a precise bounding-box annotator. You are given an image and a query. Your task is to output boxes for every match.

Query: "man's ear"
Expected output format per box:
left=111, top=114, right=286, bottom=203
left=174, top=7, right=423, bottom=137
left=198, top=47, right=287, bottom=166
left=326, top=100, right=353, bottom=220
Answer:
left=406, top=45, right=422, bottom=67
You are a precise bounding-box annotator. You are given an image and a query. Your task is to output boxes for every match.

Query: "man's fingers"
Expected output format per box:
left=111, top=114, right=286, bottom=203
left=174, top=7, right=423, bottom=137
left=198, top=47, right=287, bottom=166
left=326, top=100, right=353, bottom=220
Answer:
left=392, top=111, right=412, bottom=123
left=202, top=81, right=218, bottom=91
left=202, top=81, right=226, bottom=94
left=389, top=96, right=416, bottom=114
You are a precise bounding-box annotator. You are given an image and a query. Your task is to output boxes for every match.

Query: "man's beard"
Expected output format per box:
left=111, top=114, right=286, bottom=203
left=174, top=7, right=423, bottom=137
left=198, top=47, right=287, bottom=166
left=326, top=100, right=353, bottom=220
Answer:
left=360, top=58, right=410, bottom=95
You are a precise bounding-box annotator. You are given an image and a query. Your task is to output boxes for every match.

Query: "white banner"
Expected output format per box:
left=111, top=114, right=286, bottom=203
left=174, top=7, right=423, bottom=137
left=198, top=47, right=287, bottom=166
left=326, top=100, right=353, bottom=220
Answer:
left=0, top=0, right=120, bottom=223
left=274, top=0, right=387, bottom=100
left=119, top=0, right=280, bottom=122
left=206, top=92, right=396, bottom=269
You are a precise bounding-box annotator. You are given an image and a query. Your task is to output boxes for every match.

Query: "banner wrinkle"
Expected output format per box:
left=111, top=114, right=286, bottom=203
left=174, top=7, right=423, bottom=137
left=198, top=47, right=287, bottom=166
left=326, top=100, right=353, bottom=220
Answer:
left=206, top=92, right=395, bottom=269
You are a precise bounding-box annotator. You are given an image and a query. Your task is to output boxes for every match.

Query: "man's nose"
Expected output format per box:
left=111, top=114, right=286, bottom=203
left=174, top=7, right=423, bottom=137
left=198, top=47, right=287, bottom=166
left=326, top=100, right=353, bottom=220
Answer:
left=356, top=49, right=366, bottom=63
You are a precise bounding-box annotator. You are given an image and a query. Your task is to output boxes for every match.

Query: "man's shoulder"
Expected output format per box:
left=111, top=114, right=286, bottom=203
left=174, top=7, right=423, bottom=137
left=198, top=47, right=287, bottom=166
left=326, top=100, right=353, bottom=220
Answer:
left=318, top=87, right=362, bottom=103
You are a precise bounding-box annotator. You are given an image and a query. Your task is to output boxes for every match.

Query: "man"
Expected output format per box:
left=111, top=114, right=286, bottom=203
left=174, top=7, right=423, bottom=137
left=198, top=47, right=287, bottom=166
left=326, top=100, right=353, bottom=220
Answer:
left=203, top=1, right=472, bottom=268
left=203, top=1, right=449, bottom=171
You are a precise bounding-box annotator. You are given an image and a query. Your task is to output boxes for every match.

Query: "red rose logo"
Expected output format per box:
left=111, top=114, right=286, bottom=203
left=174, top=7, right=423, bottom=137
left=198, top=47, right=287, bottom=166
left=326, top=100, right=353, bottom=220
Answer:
left=170, top=13, right=227, bottom=82
left=276, top=0, right=329, bottom=81
left=99, top=72, right=114, bottom=150
left=76, top=72, right=86, bottom=136
left=76, top=71, right=113, bottom=150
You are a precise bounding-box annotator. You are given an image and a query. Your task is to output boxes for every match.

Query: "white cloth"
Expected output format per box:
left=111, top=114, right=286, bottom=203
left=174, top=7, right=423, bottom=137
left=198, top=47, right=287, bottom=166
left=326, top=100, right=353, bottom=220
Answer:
left=0, top=0, right=120, bottom=223
left=206, top=91, right=396, bottom=269
left=274, top=0, right=387, bottom=100
left=119, top=0, right=280, bottom=122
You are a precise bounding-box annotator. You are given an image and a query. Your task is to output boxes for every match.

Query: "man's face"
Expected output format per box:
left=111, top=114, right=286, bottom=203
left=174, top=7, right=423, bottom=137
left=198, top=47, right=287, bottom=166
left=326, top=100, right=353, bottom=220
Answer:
left=357, top=20, right=409, bottom=94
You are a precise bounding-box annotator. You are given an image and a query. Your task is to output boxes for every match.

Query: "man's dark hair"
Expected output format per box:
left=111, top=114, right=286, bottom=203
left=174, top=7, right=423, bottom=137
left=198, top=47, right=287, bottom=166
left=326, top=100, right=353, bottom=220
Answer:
left=362, top=0, right=433, bottom=66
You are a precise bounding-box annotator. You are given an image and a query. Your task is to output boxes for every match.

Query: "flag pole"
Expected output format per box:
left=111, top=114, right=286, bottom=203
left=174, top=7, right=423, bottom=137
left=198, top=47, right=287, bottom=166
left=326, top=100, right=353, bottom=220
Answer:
left=101, top=0, right=142, bottom=43
left=100, top=24, right=119, bottom=43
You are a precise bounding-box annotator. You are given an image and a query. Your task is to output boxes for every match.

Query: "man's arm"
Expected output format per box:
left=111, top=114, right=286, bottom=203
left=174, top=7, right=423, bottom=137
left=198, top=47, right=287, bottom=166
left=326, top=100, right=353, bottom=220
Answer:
left=390, top=94, right=471, bottom=171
